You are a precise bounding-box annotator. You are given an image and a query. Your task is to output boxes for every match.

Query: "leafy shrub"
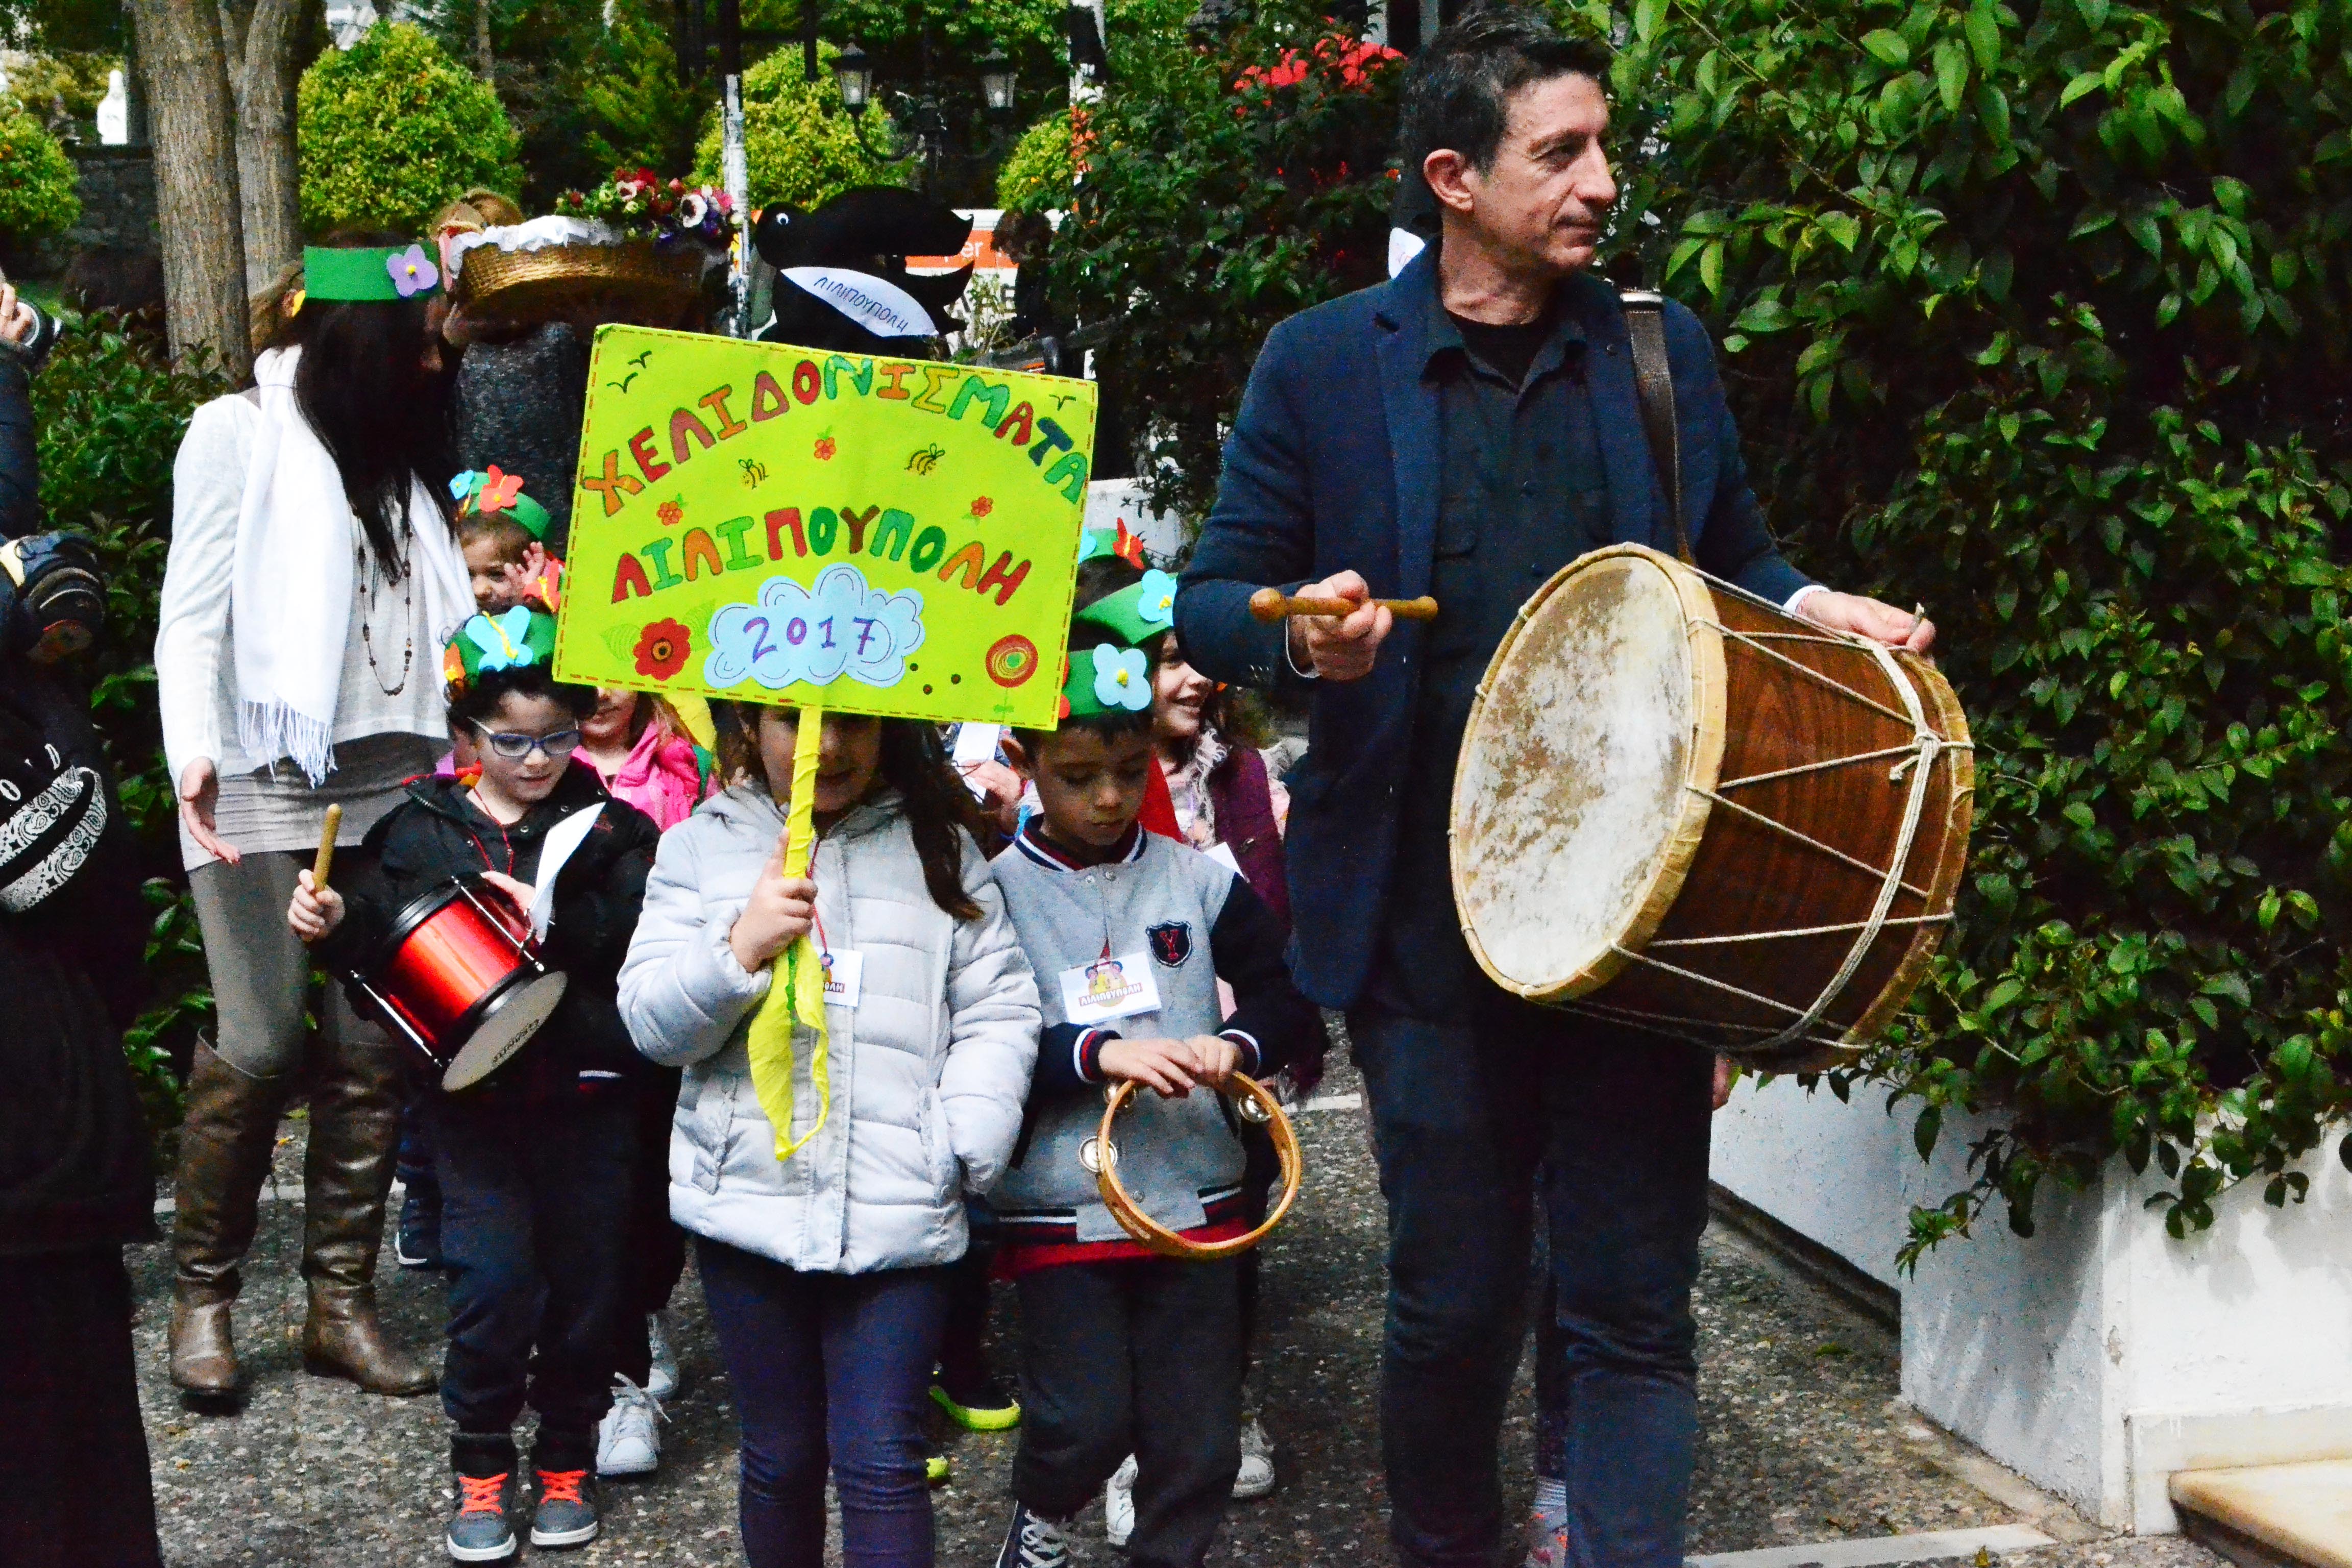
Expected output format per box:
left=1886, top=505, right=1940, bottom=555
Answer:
left=691, top=44, right=899, bottom=212
left=1589, top=0, right=2352, bottom=1257
left=0, top=101, right=82, bottom=242
left=299, top=23, right=524, bottom=237
left=995, top=111, right=1073, bottom=214
left=7, top=51, right=118, bottom=145
left=1054, top=0, right=1404, bottom=507
left=32, top=314, right=230, bottom=1123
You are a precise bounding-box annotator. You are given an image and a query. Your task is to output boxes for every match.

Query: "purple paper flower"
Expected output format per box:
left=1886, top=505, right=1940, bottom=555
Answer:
left=386, top=244, right=439, bottom=298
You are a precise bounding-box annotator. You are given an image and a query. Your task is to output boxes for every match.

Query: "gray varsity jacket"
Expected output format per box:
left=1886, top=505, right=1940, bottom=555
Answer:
left=985, top=821, right=1318, bottom=1247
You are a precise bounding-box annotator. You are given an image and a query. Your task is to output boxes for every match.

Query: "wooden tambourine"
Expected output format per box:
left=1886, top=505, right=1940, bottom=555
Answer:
left=1086, top=1073, right=1304, bottom=1261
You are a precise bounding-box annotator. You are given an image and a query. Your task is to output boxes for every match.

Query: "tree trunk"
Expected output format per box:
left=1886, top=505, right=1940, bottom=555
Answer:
left=130, top=0, right=251, bottom=379
left=475, top=0, right=495, bottom=79
left=225, top=0, right=304, bottom=286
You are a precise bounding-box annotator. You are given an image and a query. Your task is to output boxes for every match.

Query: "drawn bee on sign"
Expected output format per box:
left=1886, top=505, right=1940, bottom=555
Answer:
left=906, top=444, right=947, bottom=476
left=739, top=456, right=769, bottom=487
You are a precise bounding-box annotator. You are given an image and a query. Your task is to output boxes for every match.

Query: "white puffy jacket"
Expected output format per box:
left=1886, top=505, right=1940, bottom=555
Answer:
left=619, top=784, right=1040, bottom=1273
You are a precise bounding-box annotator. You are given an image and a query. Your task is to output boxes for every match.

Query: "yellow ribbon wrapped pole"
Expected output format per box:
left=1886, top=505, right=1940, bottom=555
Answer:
left=745, top=701, right=832, bottom=1162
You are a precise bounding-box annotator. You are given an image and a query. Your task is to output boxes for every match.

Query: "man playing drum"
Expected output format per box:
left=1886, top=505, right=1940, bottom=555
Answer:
left=1173, top=13, right=1934, bottom=1568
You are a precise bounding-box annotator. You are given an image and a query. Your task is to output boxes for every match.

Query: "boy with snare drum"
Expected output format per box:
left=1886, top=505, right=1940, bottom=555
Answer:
left=289, top=608, right=660, bottom=1563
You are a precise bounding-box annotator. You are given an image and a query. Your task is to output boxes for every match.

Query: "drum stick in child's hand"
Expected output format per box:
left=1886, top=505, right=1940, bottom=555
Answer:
left=1248, top=589, right=1438, bottom=623
left=312, top=804, right=342, bottom=892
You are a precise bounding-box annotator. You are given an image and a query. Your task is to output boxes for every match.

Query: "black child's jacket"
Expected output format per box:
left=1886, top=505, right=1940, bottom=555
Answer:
left=320, top=761, right=660, bottom=1105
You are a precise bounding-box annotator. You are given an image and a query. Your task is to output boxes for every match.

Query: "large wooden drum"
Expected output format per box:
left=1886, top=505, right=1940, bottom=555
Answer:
left=1450, top=544, right=1973, bottom=1065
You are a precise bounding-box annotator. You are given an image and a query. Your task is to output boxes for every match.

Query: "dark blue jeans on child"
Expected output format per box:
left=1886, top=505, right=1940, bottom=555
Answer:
left=695, top=1237, right=951, bottom=1568
left=1346, top=991, right=1713, bottom=1568
left=428, top=1090, right=635, bottom=1448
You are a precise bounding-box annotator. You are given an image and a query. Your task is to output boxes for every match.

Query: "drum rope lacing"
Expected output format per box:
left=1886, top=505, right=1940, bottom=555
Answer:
left=1574, top=569, right=1973, bottom=1052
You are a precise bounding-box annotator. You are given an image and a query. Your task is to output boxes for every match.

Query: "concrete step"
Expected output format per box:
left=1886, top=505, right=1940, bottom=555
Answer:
left=2172, top=1460, right=2352, bottom=1568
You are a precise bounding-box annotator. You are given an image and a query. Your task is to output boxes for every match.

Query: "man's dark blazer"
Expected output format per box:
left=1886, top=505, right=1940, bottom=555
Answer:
left=1173, top=243, right=1813, bottom=1009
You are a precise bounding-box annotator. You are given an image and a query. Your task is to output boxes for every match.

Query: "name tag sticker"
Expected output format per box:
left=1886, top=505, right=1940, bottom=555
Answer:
left=820, top=948, right=864, bottom=1010
left=1059, top=949, right=1161, bottom=1025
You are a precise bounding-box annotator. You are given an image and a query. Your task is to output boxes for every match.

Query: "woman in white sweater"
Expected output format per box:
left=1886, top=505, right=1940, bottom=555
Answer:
left=620, top=703, right=1039, bottom=1568
left=158, top=234, right=476, bottom=1399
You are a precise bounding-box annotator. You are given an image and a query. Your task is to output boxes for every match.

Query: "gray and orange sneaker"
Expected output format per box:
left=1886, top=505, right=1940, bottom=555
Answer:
left=445, top=1437, right=519, bottom=1564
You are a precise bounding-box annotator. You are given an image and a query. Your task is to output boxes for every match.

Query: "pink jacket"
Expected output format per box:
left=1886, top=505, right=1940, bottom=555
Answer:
left=599, top=723, right=706, bottom=831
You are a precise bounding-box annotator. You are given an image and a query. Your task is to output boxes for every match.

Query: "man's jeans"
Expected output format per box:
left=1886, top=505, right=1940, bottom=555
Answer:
left=1348, top=994, right=1712, bottom=1568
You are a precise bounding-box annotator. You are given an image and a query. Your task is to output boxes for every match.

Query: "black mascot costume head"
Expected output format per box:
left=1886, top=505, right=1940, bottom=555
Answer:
left=753, top=186, right=975, bottom=354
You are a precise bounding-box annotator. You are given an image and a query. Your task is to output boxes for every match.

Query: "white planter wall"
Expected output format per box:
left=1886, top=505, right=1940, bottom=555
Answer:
left=1712, top=1075, right=2352, bottom=1531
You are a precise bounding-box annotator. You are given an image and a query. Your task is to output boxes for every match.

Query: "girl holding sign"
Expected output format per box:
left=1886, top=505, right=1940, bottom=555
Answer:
left=618, top=703, right=1039, bottom=1568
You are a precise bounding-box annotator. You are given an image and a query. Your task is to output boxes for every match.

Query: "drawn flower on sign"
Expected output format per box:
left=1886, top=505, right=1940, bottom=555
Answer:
left=1136, top=569, right=1178, bottom=628
left=656, top=499, right=684, bottom=528
left=386, top=244, right=439, bottom=297
left=1092, top=644, right=1152, bottom=711
left=813, top=434, right=838, bottom=461
left=702, top=565, right=926, bottom=691
left=969, top=496, right=994, bottom=519
left=633, top=618, right=692, bottom=680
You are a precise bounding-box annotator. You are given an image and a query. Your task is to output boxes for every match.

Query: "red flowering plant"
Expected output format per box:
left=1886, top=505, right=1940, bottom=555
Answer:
left=555, top=166, right=736, bottom=244
left=1052, top=1, right=1407, bottom=516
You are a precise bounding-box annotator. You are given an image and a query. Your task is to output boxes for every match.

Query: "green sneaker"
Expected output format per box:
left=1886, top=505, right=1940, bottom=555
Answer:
left=930, top=1372, right=1021, bottom=1432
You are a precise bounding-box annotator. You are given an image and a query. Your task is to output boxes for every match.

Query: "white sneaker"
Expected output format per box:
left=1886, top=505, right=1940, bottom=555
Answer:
left=646, top=1310, right=680, bottom=1400
left=1104, top=1453, right=1138, bottom=1547
left=1232, top=1416, right=1275, bottom=1499
left=596, top=1376, right=664, bottom=1477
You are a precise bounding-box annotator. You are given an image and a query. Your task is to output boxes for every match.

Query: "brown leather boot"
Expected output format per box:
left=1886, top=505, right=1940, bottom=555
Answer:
left=299, top=1017, right=436, bottom=1396
left=168, top=1039, right=292, bottom=1397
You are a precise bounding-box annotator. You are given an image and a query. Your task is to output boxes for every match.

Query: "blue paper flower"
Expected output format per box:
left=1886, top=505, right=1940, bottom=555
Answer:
left=1091, top=644, right=1152, bottom=711
left=465, top=606, right=538, bottom=672
left=1136, top=569, right=1178, bottom=628
left=449, top=470, right=484, bottom=501
left=387, top=244, right=440, bottom=298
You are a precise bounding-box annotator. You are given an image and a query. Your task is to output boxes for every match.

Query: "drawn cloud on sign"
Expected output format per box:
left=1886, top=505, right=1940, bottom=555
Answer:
left=703, top=565, right=927, bottom=692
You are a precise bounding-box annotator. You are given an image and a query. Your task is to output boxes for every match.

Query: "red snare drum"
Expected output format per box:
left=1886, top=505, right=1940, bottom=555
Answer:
left=358, top=878, right=567, bottom=1090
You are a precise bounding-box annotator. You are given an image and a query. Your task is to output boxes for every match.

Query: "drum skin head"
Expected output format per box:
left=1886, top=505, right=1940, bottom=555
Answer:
left=442, top=970, right=569, bottom=1091
left=1452, top=547, right=1726, bottom=1000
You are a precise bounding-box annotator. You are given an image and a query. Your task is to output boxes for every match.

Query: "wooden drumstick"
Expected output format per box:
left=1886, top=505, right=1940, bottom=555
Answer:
left=1248, top=588, right=1438, bottom=623
left=312, top=803, right=342, bottom=891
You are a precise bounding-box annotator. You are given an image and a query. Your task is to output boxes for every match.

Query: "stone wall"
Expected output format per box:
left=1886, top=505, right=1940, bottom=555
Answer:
left=9, top=145, right=165, bottom=310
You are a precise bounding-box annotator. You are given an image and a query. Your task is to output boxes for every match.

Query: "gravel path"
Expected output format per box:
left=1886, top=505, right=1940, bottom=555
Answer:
left=133, top=1057, right=2226, bottom=1568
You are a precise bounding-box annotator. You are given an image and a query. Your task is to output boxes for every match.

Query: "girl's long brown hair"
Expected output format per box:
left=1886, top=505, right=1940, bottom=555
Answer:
left=712, top=704, right=985, bottom=921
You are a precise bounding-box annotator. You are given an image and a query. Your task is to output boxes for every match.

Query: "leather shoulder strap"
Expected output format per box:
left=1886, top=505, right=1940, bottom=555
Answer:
left=1617, top=287, right=1693, bottom=565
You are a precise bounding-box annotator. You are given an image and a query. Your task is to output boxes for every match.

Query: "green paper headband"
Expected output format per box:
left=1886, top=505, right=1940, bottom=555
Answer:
left=1057, top=572, right=1180, bottom=720
left=302, top=243, right=442, bottom=303
left=1062, top=637, right=1155, bottom=720
left=452, top=468, right=551, bottom=540
left=443, top=606, right=558, bottom=698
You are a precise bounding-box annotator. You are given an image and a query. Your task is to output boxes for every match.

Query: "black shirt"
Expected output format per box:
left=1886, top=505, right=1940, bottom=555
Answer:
left=1370, top=290, right=1611, bottom=1018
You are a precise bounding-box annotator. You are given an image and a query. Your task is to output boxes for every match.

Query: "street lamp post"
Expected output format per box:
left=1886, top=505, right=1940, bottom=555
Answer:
left=832, top=37, right=1018, bottom=195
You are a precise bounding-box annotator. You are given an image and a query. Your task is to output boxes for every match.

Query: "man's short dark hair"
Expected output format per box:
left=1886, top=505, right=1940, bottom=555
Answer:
left=1400, top=8, right=1614, bottom=178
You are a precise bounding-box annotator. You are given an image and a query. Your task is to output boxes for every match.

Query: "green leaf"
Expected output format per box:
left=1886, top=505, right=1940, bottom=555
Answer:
left=1965, top=3, right=2002, bottom=71
left=1982, top=977, right=2027, bottom=1011
left=1633, top=0, right=1667, bottom=43
left=1733, top=298, right=1794, bottom=333
left=1699, top=239, right=1724, bottom=297
left=1933, top=41, right=1969, bottom=113
left=1914, top=1105, right=1943, bottom=1161
left=1860, top=30, right=1911, bottom=68
left=2060, top=71, right=2105, bottom=109
left=2076, top=0, right=2110, bottom=28
left=2213, top=176, right=2250, bottom=218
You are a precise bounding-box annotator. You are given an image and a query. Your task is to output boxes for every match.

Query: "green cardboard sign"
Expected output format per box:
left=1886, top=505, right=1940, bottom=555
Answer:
left=553, top=325, right=1096, bottom=726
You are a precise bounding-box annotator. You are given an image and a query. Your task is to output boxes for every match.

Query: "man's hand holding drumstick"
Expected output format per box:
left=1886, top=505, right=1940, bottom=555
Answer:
left=1283, top=571, right=1397, bottom=683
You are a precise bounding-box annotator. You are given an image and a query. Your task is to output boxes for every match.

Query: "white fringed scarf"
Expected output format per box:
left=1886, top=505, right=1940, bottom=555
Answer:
left=232, top=347, right=473, bottom=785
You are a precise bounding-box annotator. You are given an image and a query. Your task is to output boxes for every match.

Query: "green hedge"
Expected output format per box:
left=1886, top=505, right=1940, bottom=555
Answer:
left=0, top=101, right=81, bottom=242
left=33, top=314, right=229, bottom=1125
left=995, top=111, right=1072, bottom=214
left=299, top=23, right=523, bottom=237
left=692, top=45, right=899, bottom=213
